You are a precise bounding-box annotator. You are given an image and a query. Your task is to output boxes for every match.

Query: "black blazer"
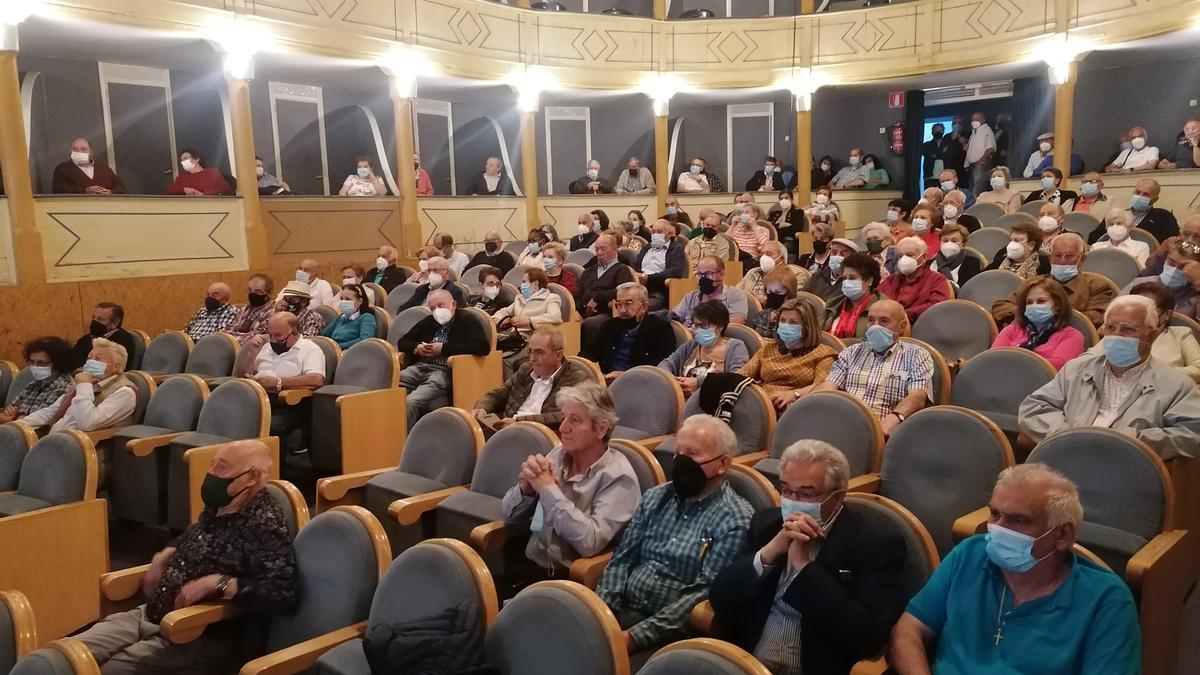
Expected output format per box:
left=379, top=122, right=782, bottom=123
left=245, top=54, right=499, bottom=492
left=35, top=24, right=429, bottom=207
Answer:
left=767, top=207, right=809, bottom=239
left=576, top=262, right=635, bottom=317
left=986, top=249, right=1051, bottom=275
left=745, top=170, right=796, bottom=193
left=570, top=232, right=598, bottom=251
left=72, top=328, right=137, bottom=371
left=635, top=243, right=687, bottom=295
left=1088, top=207, right=1179, bottom=245
left=369, top=265, right=409, bottom=293
left=466, top=173, right=515, bottom=196
left=395, top=312, right=490, bottom=363
left=467, top=251, right=515, bottom=275
left=586, top=313, right=676, bottom=373
left=1023, top=188, right=1079, bottom=206
left=568, top=176, right=614, bottom=194
left=930, top=254, right=983, bottom=287
left=398, top=283, right=468, bottom=313
left=709, top=506, right=909, bottom=675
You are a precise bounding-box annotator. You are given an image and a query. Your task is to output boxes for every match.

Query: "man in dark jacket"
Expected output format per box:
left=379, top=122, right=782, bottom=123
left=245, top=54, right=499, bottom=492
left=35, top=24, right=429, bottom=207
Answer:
left=568, top=159, right=614, bottom=195
left=745, top=156, right=795, bottom=193
left=1088, top=178, right=1179, bottom=246
left=72, top=302, right=137, bottom=371
left=465, top=156, right=515, bottom=196
left=709, top=440, right=909, bottom=675
left=587, top=282, right=675, bottom=383
left=578, top=232, right=636, bottom=349
left=398, top=256, right=468, bottom=312
left=369, top=245, right=409, bottom=293
left=396, top=289, right=490, bottom=428
left=635, top=219, right=687, bottom=310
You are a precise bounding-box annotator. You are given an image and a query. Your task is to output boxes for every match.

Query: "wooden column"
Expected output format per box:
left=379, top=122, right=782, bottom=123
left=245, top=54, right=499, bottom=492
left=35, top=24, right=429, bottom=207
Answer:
left=1052, top=60, right=1078, bottom=185
left=795, top=106, right=812, bottom=202
left=800, top=0, right=815, bottom=13
left=226, top=75, right=268, bottom=269
left=654, top=112, right=669, bottom=216
left=515, top=0, right=531, bottom=7
left=520, top=110, right=539, bottom=230
left=653, top=0, right=668, bottom=20
left=0, top=49, right=44, bottom=283
left=391, top=90, right=422, bottom=257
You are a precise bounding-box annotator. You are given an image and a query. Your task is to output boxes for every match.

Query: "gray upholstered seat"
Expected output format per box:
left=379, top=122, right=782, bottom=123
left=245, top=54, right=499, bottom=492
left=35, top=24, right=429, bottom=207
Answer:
left=1018, top=199, right=1047, bottom=217
left=641, top=641, right=766, bottom=674
left=964, top=202, right=1004, bottom=227
left=957, top=268, right=1020, bottom=310
left=314, top=305, right=338, bottom=327
left=911, top=300, right=997, bottom=361
left=724, top=324, right=763, bottom=357
left=0, top=592, right=24, bottom=674
left=125, top=330, right=147, bottom=371
left=611, top=366, right=682, bottom=440
left=387, top=306, right=431, bottom=345
left=310, top=336, right=341, bottom=385
left=566, top=248, right=595, bottom=267
left=757, top=391, right=881, bottom=483
left=4, top=368, right=34, bottom=407
left=993, top=213, right=1031, bottom=233
left=609, top=440, right=663, bottom=494
left=0, top=364, right=14, bottom=409
left=963, top=227, right=1010, bottom=260
left=141, top=331, right=192, bottom=376
left=10, top=647, right=75, bottom=675
left=309, top=339, right=395, bottom=474
left=1069, top=310, right=1099, bottom=349
left=362, top=282, right=387, bottom=307
left=1063, top=212, right=1101, bottom=238
left=0, top=423, right=33, bottom=491
left=900, top=339, right=948, bottom=405
left=385, top=283, right=419, bottom=317
left=725, top=466, right=778, bottom=513
left=654, top=389, right=774, bottom=475
left=184, top=333, right=238, bottom=378
left=950, top=348, right=1054, bottom=437
left=546, top=283, right=575, bottom=321
left=844, top=494, right=938, bottom=601
left=264, top=481, right=304, bottom=539
left=503, top=265, right=529, bottom=287
left=0, top=433, right=92, bottom=517
left=562, top=262, right=586, bottom=283
left=368, top=306, right=391, bottom=340
left=485, top=582, right=623, bottom=675
left=461, top=265, right=489, bottom=294
left=878, top=407, right=1011, bottom=556
left=1081, top=247, right=1141, bottom=289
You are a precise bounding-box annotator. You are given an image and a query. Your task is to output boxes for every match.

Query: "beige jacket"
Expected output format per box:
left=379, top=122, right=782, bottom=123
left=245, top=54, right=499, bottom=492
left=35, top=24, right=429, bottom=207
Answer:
left=492, top=289, right=563, bottom=338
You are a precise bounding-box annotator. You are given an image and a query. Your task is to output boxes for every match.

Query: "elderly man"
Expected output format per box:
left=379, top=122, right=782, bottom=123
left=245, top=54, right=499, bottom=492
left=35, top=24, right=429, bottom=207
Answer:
left=727, top=205, right=771, bottom=265
left=805, top=238, right=861, bottom=302
left=166, top=149, right=231, bottom=196
left=52, top=137, right=125, bottom=194
left=1126, top=240, right=1200, bottom=320
left=22, top=338, right=137, bottom=433
left=596, top=414, right=753, bottom=660
left=1072, top=172, right=1109, bottom=218
left=466, top=156, right=515, bottom=196
left=940, top=189, right=980, bottom=232
left=396, top=289, right=490, bottom=427
left=815, top=299, right=932, bottom=434
left=587, top=282, right=675, bottom=383
left=711, top=440, right=909, bottom=674
left=890, top=464, right=1140, bottom=674
left=571, top=211, right=600, bottom=251
left=746, top=155, right=793, bottom=193
left=831, top=148, right=870, bottom=188
left=474, top=327, right=591, bottom=430
left=1091, top=208, right=1150, bottom=266
left=1023, top=132, right=1054, bottom=178
left=431, top=233, right=471, bottom=278
left=1020, top=294, right=1200, bottom=460
left=467, top=230, right=516, bottom=274
left=569, top=159, right=614, bottom=194
left=500, top=382, right=640, bottom=586
left=274, top=281, right=326, bottom=337
left=964, top=112, right=997, bottom=192
left=1034, top=201, right=1067, bottom=254
left=1158, top=118, right=1200, bottom=170
left=577, top=232, right=635, bottom=322
left=635, top=219, right=687, bottom=310
left=184, top=282, right=239, bottom=341
left=879, top=236, right=949, bottom=323
left=274, top=259, right=333, bottom=309
left=938, top=169, right=976, bottom=210
left=992, top=233, right=1114, bottom=328
left=369, top=245, right=409, bottom=292
left=1139, top=213, right=1200, bottom=278
left=237, top=312, right=326, bottom=455
left=66, top=440, right=298, bottom=675
left=739, top=240, right=807, bottom=302
left=615, top=156, right=656, bottom=195
left=224, top=274, right=277, bottom=344
left=413, top=152, right=434, bottom=195
left=398, top=256, right=468, bottom=311
left=673, top=256, right=750, bottom=327
left=70, top=302, right=136, bottom=371
left=1106, top=126, right=1159, bottom=173
left=1089, top=178, right=1180, bottom=246
left=685, top=212, right=733, bottom=271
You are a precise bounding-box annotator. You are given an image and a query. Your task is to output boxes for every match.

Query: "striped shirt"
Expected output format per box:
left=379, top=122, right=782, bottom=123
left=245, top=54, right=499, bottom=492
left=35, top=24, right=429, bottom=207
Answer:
left=728, top=224, right=770, bottom=259
left=595, top=481, right=752, bottom=651
left=223, top=303, right=276, bottom=344
left=424, top=324, right=452, bottom=367
left=826, top=341, right=934, bottom=418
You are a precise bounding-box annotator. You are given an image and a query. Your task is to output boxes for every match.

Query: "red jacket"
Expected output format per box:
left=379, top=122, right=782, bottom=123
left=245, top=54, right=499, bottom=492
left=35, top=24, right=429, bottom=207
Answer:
left=879, top=265, right=950, bottom=322
left=166, top=167, right=231, bottom=196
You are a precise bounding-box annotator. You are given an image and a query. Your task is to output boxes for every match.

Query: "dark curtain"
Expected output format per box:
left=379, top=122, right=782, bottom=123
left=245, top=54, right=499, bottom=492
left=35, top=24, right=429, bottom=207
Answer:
left=1009, top=75, right=1054, bottom=175
left=902, top=89, right=925, bottom=203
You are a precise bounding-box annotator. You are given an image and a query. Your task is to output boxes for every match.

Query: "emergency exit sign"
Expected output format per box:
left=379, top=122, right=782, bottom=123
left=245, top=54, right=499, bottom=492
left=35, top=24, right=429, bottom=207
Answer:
left=888, top=92, right=905, bottom=108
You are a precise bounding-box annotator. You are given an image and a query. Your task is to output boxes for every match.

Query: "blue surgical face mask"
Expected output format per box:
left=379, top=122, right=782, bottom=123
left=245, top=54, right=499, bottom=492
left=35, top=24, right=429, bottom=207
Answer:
left=586, top=169, right=598, bottom=179
left=339, top=299, right=356, bottom=316
left=1102, top=335, right=1143, bottom=368
left=666, top=205, right=678, bottom=216
left=295, top=270, right=311, bottom=284
left=1050, top=264, right=1078, bottom=283
left=689, top=164, right=702, bottom=174
left=1081, top=182, right=1099, bottom=197
left=828, top=255, right=844, bottom=275
left=83, top=359, right=108, bottom=379
left=30, top=365, right=52, bottom=381
left=865, top=324, right=895, bottom=353
left=776, top=323, right=804, bottom=345
left=940, top=180, right=955, bottom=192
left=781, top=497, right=824, bottom=525
left=543, top=257, right=558, bottom=271
left=990, top=176, right=1006, bottom=190
left=527, top=242, right=540, bottom=254
left=764, top=165, right=775, bottom=175
left=694, top=327, right=718, bottom=347
left=357, top=167, right=370, bottom=178
left=985, top=523, right=1055, bottom=573
left=841, top=278, right=864, bottom=301
left=1130, top=194, right=1151, bottom=211
left=520, top=282, right=533, bottom=299
left=1024, top=303, right=1054, bottom=327
left=1160, top=263, right=1188, bottom=289
left=1040, top=176, right=1056, bottom=190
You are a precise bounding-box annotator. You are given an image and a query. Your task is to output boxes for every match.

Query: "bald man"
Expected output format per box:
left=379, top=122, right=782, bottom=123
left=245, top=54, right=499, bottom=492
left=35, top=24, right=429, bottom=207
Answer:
left=67, top=440, right=297, bottom=675
left=276, top=258, right=334, bottom=309
left=52, top=137, right=126, bottom=194
left=237, top=312, right=326, bottom=455
left=468, top=230, right=516, bottom=274
left=396, top=289, right=491, bottom=428
left=184, top=281, right=239, bottom=341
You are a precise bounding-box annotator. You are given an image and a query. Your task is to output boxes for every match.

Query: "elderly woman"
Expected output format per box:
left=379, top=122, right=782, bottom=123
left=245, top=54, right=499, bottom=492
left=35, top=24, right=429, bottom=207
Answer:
left=825, top=253, right=883, bottom=339
left=338, top=156, right=387, bottom=197
left=516, top=228, right=550, bottom=269
left=339, top=263, right=365, bottom=290
left=991, top=277, right=1084, bottom=370
left=929, top=223, right=982, bottom=288
left=879, top=236, right=950, bottom=323
left=907, top=203, right=938, bottom=255
left=492, top=267, right=563, bottom=369
left=659, top=301, right=749, bottom=397
left=321, top=284, right=377, bottom=349
left=748, top=266, right=801, bottom=339
left=738, top=298, right=839, bottom=412
left=1131, top=281, right=1200, bottom=383
left=798, top=221, right=834, bottom=272
left=0, top=336, right=75, bottom=425
left=541, top=241, right=577, bottom=295
left=975, top=165, right=1023, bottom=214
left=1035, top=202, right=1068, bottom=255
left=469, top=266, right=506, bottom=314
left=1091, top=208, right=1150, bottom=267
left=20, top=338, right=137, bottom=432
left=986, top=221, right=1050, bottom=280
left=861, top=221, right=892, bottom=282
left=803, top=185, right=841, bottom=225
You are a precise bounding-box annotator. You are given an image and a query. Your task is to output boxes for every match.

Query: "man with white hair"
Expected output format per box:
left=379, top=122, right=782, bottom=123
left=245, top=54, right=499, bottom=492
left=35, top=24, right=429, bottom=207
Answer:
left=1019, top=294, right=1200, bottom=460
left=184, top=282, right=239, bottom=341
left=52, top=137, right=126, bottom=194
left=940, top=189, right=980, bottom=232
left=991, top=233, right=1114, bottom=328
left=369, top=245, right=409, bottom=292
left=890, top=464, right=1140, bottom=674
left=710, top=440, right=909, bottom=674
left=878, top=236, right=948, bottom=323
left=396, top=288, right=490, bottom=427
left=738, top=239, right=808, bottom=302
left=397, top=255, right=468, bottom=311
left=1090, top=208, right=1150, bottom=267
left=22, top=337, right=137, bottom=432
left=277, top=258, right=333, bottom=309
left=595, top=415, right=752, bottom=661
left=569, top=158, right=614, bottom=195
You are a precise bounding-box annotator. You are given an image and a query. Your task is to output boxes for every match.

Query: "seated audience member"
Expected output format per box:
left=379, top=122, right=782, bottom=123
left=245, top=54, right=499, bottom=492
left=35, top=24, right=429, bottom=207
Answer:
left=798, top=222, right=834, bottom=272
left=321, top=284, right=377, bottom=349
left=339, top=263, right=365, bottom=290
left=1117, top=281, right=1200, bottom=383
left=685, top=213, right=733, bottom=271
left=769, top=190, right=808, bottom=262
left=595, top=415, right=752, bottom=659
left=815, top=299, right=933, bottom=433
left=1091, top=208, right=1150, bottom=267
left=986, top=221, right=1049, bottom=280
left=398, top=256, right=469, bottom=311
left=577, top=232, right=634, bottom=322
left=803, top=185, right=841, bottom=225
left=413, top=153, right=434, bottom=196
left=711, top=440, right=909, bottom=675
left=740, top=240, right=808, bottom=304
left=66, top=439, right=296, bottom=675
left=860, top=222, right=891, bottom=282
left=863, top=153, right=890, bottom=188
left=1091, top=178, right=1179, bottom=246
left=184, top=282, right=239, bottom=342
left=1022, top=132, right=1054, bottom=178
left=938, top=169, right=975, bottom=210
left=677, top=156, right=720, bottom=193
left=616, top=156, right=656, bottom=195
left=467, top=156, right=515, bottom=196
left=727, top=205, right=771, bottom=265
left=992, top=233, right=1113, bottom=328
left=659, top=301, right=749, bottom=396
left=992, top=277, right=1085, bottom=370
left=929, top=223, right=982, bottom=288
left=432, top=233, right=471, bottom=278
left=492, top=267, right=563, bottom=368
left=396, top=289, right=490, bottom=427
left=255, top=156, right=291, bottom=195
left=474, top=327, right=590, bottom=430
left=0, top=337, right=76, bottom=424
left=368, top=245, right=409, bottom=292
left=500, top=383, right=640, bottom=584
left=166, top=149, right=231, bottom=196
left=740, top=298, right=839, bottom=412
left=587, top=282, right=675, bottom=382
left=664, top=196, right=694, bottom=235
left=881, top=199, right=916, bottom=246
left=879, top=237, right=949, bottom=323
left=674, top=256, right=750, bottom=327
left=23, top=338, right=137, bottom=432
left=281, top=258, right=334, bottom=309
left=626, top=210, right=652, bottom=242
left=806, top=238, right=861, bottom=303
left=1105, top=126, right=1159, bottom=173
left=1020, top=295, right=1200, bottom=459
left=468, top=230, right=516, bottom=275
left=275, top=282, right=326, bottom=337
left=469, top=266, right=506, bottom=314
left=1024, top=167, right=1078, bottom=208
left=1035, top=202, right=1068, bottom=255
left=542, top=242, right=576, bottom=294
left=832, top=148, right=870, bottom=188
left=571, top=211, right=601, bottom=251
left=748, top=266, right=801, bottom=339
left=1141, top=213, right=1200, bottom=277
left=1158, top=118, right=1200, bottom=170
left=338, top=155, right=387, bottom=196
left=71, top=302, right=136, bottom=371
left=811, top=155, right=834, bottom=188
left=826, top=253, right=883, bottom=340
left=612, top=222, right=643, bottom=255
left=940, top=189, right=980, bottom=232
left=53, top=137, right=125, bottom=194
left=1124, top=239, right=1200, bottom=320
left=890, top=464, right=1140, bottom=674
left=407, top=246, right=438, bottom=286
left=237, top=312, right=325, bottom=454
left=1073, top=172, right=1109, bottom=217
left=635, top=219, right=687, bottom=310
left=746, top=155, right=793, bottom=192
left=569, top=159, right=614, bottom=194
left=976, top=165, right=1023, bottom=214
left=517, top=228, right=550, bottom=269
left=224, top=274, right=276, bottom=344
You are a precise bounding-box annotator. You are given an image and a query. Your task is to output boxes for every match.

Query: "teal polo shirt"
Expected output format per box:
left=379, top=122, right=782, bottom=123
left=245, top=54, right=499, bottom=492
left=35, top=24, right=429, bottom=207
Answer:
left=906, top=535, right=1140, bottom=675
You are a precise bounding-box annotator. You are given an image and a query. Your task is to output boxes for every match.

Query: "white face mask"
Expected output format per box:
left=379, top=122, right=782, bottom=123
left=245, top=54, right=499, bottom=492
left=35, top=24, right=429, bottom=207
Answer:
left=1039, top=141, right=1052, bottom=153
left=342, top=277, right=358, bottom=287
left=1037, top=216, right=1060, bottom=233
left=483, top=285, right=500, bottom=299
left=911, top=218, right=929, bottom=233
left=1130, top=137, right=1147, bottom=150
left=71, top=151, right=90, bottom=166
left=820, top=163, right=831, bottom=171
left=376, top=256, right=388, bottom=270
left=943, top=204, right=959, bottom=219
left=971, top=120, right=982, bottom=129
left=578, top=224, right=590, bottom=236
left=418, top=259, right=429, bottom=272
left=940, top=241, right=962, bottom=258
left=1006, top=240, right=1027, bottom=261
left=885, top=210, right=899, bottom=223
left=181, top=159, right=195, bottom=172
left=816, top=194, right=829, bottom=205
left=432, top=307, right=453, bottom=325
left=759, top=255, right=777, bottom=273
left=426, top=272, right=444, bottom=288
left=357, top=167, right=370, bottom=177
left=779, top=199, right=792, bottom=210
left=1107, top=225, right=1129, bottom=242
left=897, top=255, right=920, bottom=275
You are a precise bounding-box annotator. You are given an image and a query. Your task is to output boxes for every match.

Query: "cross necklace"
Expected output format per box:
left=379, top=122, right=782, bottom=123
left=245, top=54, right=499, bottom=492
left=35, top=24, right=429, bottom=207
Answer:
left=994, top=587, right=1012, bottom=646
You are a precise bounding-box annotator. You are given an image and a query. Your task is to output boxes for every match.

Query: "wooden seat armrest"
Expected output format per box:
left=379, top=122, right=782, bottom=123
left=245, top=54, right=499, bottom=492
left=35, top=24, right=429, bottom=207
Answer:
left=278, top=389, right=313, bottom=405
left=100, top=564, right=151, bottom=602
left=1127, top=529, right=1196, bottom=675
left=568, top=551, right=614, bottom=589
left=127, top=432, right=188, bottom=457
left=689, top=600, right=716, bottom=634
left=316, top=468, right=393, bottom=513
left=849, top=657, right=888, bottom=675
left=952, top=506, right=992, bottom=542
left=732, top=451, right=769, bottom=467
left=388, top=486, right=468, bottom=526
left=847, top=473, right=881, bottom=494
left=85, top=427, right=122, bottom=444
left=238, top=622, right=367, bottom=675
left=160, top=601, right=242, bottom=644
left=469, top=520, right=530, bottom=553
left=637, top=434, right=672, bottom=451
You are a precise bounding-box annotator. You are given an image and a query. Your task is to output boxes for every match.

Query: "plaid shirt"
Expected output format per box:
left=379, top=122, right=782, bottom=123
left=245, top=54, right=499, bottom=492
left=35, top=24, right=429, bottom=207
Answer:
left=11, top=374, right=72, bottom=416
left=424, top=324, right=452, bottom=367
left=295, top=308, right=326, bottom=338
left=596, top=481, right=752, bottom=651
left=184, top=303, right=240, bottom=341
left=826, top=341, right=934, bottom=418
left=223, top=303, right=275, bottom=344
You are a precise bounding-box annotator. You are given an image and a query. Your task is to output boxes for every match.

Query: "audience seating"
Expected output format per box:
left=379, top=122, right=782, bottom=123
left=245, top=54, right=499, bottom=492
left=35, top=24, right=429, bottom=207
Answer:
left=900, top=337, right=951, bottom=404
left=1063, top=212, right=1102, bottom=238
left=314, top=304, right=338, bottom=326
left=0, top=590, right=36, bottom=673
left=449, top=307, right=504, bottom=410
left=384, top=284, right=418, bottom=316
left=1082, top=246, right=1142, bottom=288
left=652, top=385, right=776, bottom=474
left=310, top=335, right=343, bottom=385
left=666, top=277, right=698, bottom=311
left=911, top=300, right=998, bottom=362
left=1069, top=309, right=1100, bottom=348
left=462, top=265, right=490, bottom=294
left=183, top=332, right=240, bottom=381
left=964, top=202, right=1004, bottom=226
left=82, top=371, right=156, bottom=487
left=819, top=331, right=846, bottom=352
left=0, top=362, right=16, bottom=408
left=0, top=421, right=37, bottom=492
left=743, top=390, right=884, bottom=484
left=795, top=291, right=827, bottom=321
left=562, top=262, right=586, bottom=284
left=569, top=355, right=605, bottom=384
left=8, top=638, right=98, bottom=675
left=949, top=348, right=1055, bottom=447
left=1017, top=200, right=1048, bottom=218
left=566, top=249, right=595, bottom=267
left=547, top=282, right=583, bottom=356
left=643, top=638, right=770, bottom=674
left=726, top=462, right=780, bottom=513
left=965, top=227, right=1011, bottom=259
left=611, top=366, right=685, bottom=441
left=140, top=330, right=193, bottom=379
left=125, top=329, right=149, bottom=371
left=1170, top=312, right=1200, bottom=342
left=363, top=282, right=386, bottom=307
left=993, top=212, right=1036, bottom=232
left=0, top=431, right=98, bottom=517
left=725, top=323, right=763, bottom=356
left=387, top=305, right=430, bottom=350
left=671, top=321, right=692, bottom=348
left=962, top=247, right=990, bottom=270
left=957, top=269, right=1019, bottom=310
left=1098, top=228, right=1160, bottom=250
left=502, top=265, right=527, bottom=286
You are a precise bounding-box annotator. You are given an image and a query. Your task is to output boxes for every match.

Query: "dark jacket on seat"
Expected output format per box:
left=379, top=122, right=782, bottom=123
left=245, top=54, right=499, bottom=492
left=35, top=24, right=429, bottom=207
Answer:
left=395, top=312, right=490, bottom=365
left=586, top=313, right=676, bottom=374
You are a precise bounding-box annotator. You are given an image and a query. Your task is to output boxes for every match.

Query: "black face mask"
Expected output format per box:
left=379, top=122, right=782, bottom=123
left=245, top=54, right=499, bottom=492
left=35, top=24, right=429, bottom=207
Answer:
left=201, top=469, right=251, bottom=509
left=932, top=131, right=944, bottom=140
left=866, top=240, right=885, bottom=255
left=204, top=296, right=222, bottom=313
left=485, top=241, right=498, bottom=254
left=89, top=320, right=108, bottom=337
left=270, top=337, right=292, bottom=355
left=248, top=291, right=269, bottom=307
left=702, top=227, right=718, bottom=240
left=766, top=292, right=786, bottom=310
left=698, top=277, right=717, bottom=296
left=812, top=240, right=828, bottom=255
left=672, top=453, right=722, bottom=500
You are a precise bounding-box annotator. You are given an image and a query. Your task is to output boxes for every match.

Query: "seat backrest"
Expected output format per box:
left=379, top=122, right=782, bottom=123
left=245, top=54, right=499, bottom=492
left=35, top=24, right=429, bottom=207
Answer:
left=124, top=371, right=156, bottom=426
left=950, top=348, right=1054, bottom=421
left=964, top=202, right=1004, bottom=227
left=368, top=306, right=391, bottom=340
left=314, top=305, right=338, bottom=327
left=0, top=591, right=34, bottom=674
left=548, top=282, right=576, bottom=321
left=795, top=292, right=826, bottom=321
left=880, top=406, right=1012, bottom=556
left=0, top=423, right=35, bottom=491
left=911, top=300, right=997, bottom=361
left=1069, top=309, right=1100, bottom=349
left=771, top=391, right=883, bottom=477
left=566, top=248, right=595, bottom=267
left=3, top=367, right=33, bottom=408
left=196, top=379, right=267, bottom=439
left=17, top=431, right=94, bottom=506
left=264, top=480, right=309, bottom=540
left=331, top=338, right=396, bottom=390
left=726, top=463, right=780, bottom=512
left=1018, top=199, right=1047, bottom=217
left=1127, top=227, right=1159, bottom=249
left=125, top=329, right=148, bottom=371
left=504, top=240, right=528, bottom=255
left=843, top=494, right=939, bottom=601
left=461, top=265, right=489, bottom=295
left=309, top=336, right=342, bottom=384
left=388, top=306, right=432, bottom=345
left=384, top=283, right=418, bottom=316
left=9, top=646, right=76, bottom=675
left=609, top=439, right=665, bottom=493
left=1169, top=312, right=1200, bottom=344
left=957, top=268, right=1021, bottom=309
left=671, top=321, right=692, bottom=348
left=184, top=333, right=239, bottom=377
left=1081, top=247, right=1141, bottom=289
left=459, top=307, right=497, bottom=348
left=568, top=356, right=604, bottom=385
left=142, top=374, right=208, bottom=432
left=899, top=338, right=951, bottom=405
left=641, top=639, right=772, bottom=675
left=399, top=408, right=484, bottom=486
left=471, top=422, right=557, bottom=498
left=503, top=265, right=530, bottom=287
left=485, top=580, right=626, bottom=675
left=363, top=282, right=387, bottom=307
left=965, top=227, right=1011, bottom=260
left=993, top=212, right=1035, bottom=232
left=1063, top=212, right=1101, bottom=238
left=724, top=324, right=762, bottom=357
left=610, top=366, right=683, bottom=437
left=141, top=331, right=192, bottom=375
left=497, top=283, right=518, bottom=307
left=265, top=507, right=386, bottom=653
left=368, top=538, right=499, bottom=632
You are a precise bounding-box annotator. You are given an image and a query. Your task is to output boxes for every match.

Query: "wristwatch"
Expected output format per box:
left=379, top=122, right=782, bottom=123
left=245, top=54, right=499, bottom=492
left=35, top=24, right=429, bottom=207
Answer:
left=213, top=575, right=233, bottom=599
left=892, top=411, right=907, bottom=422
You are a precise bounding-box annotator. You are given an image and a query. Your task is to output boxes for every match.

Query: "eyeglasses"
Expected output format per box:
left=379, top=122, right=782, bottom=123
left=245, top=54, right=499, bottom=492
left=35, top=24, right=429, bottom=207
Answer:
left=778, top=485, right=829, bottom=501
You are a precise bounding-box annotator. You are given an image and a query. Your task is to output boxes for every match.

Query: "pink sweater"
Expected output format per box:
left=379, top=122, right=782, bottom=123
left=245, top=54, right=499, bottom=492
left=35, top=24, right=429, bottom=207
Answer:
left=991, top=323, right=1085, bottom=371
